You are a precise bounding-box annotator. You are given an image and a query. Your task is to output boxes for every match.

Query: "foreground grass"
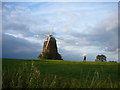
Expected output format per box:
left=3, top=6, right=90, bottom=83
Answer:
left=2, top=58, right=119, bottom=88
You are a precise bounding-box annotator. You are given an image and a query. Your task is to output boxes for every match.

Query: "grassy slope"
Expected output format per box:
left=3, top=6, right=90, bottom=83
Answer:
left=2, top=58, right=119, bottom=88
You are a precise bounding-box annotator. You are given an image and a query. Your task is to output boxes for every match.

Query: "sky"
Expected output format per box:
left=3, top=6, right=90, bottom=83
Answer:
left=2, top=0, right=120, bottom=2
left=2, top=2, right=119, bottom=61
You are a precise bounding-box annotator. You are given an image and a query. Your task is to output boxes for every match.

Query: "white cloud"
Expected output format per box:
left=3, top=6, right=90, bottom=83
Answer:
left=4, top=32, right=43, bottom=44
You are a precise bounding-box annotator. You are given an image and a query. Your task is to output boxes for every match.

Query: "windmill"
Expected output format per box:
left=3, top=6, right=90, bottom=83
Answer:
left=38, top=26, right=63, bottom=60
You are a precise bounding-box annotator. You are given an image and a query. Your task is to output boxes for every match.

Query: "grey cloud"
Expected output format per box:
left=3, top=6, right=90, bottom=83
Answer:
left=3, top=23, right=29, bottom=31
left=2, top=34, right=42, bottom=59
left=2, top=17, right=50, bottom=39
left=2, top=22, right=35, bottom=37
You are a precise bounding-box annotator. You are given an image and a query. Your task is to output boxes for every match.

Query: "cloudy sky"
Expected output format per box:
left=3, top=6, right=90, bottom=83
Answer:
left=2, top=2, right=118, bottom=61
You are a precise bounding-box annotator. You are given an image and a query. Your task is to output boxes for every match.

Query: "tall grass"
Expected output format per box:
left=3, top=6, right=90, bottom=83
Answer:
left=2, top=60, right=118, bottom=88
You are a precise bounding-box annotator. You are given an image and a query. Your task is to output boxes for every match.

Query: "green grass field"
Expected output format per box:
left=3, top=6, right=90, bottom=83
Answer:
left=2, top=58, right=119, bottom=88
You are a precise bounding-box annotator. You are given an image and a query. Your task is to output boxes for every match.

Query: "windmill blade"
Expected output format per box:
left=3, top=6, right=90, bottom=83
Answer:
left=55, top=37, right=64, bottom=40
left=38, top=33, right=49, bottom=37
left=46, top=36, right=51, bottom=49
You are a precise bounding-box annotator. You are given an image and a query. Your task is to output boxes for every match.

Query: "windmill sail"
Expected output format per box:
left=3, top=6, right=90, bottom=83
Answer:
left=45, top=36, right=51, bottom=49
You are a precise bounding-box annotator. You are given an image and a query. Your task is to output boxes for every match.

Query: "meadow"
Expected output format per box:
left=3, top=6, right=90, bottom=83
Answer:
left=2, top=58, right=119, bottom=88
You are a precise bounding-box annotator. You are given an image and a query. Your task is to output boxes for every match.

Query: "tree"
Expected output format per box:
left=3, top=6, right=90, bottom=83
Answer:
left=38, top=52, right=51, bottom=59
left=38, top=52, right=63, bottom=60
left=95, top=54, right=107, bottom=62
left=38, top=54, right=42, bottom=59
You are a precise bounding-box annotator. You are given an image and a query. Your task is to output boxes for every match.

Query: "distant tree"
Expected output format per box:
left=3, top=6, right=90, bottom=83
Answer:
left=38, top=53, right=51, bottom=59
left=109, top=61, right=117, bottom=63
left=95, top=54, right=107, bottom=62
left=55, top=53, right=63, bottom=60
left=38, top=54, right=42, bottom=59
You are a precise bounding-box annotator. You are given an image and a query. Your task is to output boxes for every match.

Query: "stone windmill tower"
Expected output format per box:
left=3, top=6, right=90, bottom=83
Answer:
left=38, top=32, right=63, bottom=60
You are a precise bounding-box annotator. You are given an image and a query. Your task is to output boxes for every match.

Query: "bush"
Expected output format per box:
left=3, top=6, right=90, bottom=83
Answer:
left=38, top=52, right=63, bottom=60
left=95, top=54, right=107, bottom=62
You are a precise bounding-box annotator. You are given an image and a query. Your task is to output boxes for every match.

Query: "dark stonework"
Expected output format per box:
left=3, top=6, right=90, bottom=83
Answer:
left=41, top=36, right=63, bottom=60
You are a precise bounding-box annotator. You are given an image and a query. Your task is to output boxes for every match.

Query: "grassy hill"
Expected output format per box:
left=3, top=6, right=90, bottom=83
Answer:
left=2, top=58, right=119, bottom=88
